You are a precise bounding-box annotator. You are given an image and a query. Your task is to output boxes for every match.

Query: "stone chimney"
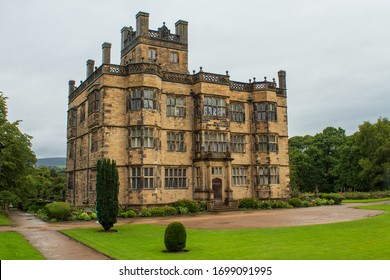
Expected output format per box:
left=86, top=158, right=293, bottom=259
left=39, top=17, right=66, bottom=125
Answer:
left=102, top=42, right=112, bottom=64
left=175, top=20, right=188, bottom=44
left=121, top=27, right=132, bottom=49
left=277, top=70, right=287, bottom=95
left=278, top=70, right=286, bottom=89
left=68, top=80, right=75, bottom=95
left=136, top=12, right=149, bottom=36
left=86, top=59, right=95, bottom=78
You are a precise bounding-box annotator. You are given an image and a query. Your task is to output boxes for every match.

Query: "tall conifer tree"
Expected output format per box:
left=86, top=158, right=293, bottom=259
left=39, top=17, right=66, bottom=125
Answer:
left=96, top=159, right=119, bottom=231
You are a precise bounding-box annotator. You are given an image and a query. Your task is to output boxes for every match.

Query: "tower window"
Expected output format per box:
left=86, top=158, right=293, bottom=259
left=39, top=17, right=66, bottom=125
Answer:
left=88, top=91, right=100, bottom=114
left=164, top=167, right=187, bottom=189
left=254, top=102, right=277, bottom=121
left=68, top=108, right=77, bottom=127
left=130, top=127, right=156, bottom=149
left=148, top=48, right=157, bottom=60
left=170, top=52, right=179, bottom=63
left=203, top=96, right=226, bottom=118
left=167, top=131, right=185, bottom=151
left=91, top=130, right=99, bottom=152
left=256, top=166, right=280, bottom=185
left=79, top=104, right=85, bottom=123
left=166, top=96, right=186, bottom=117
left=230, top=102, right=245, bottom=123
left=130, top=167, right=155, bottom=189
left=129, top=88, right=158, bottom=111
left=204, top=132, right=227, bottom=152
left=254, top=134, right=279, bottom=152
left=232, top=167, right=248, bottom=185
left=231, top=134, right=245, bottom=153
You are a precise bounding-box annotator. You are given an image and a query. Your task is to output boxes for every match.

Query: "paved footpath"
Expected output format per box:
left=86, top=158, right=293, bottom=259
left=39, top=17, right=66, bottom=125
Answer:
left=2, top=209, right=110, bottom=260
left=1, top=201, right=388, bottom=260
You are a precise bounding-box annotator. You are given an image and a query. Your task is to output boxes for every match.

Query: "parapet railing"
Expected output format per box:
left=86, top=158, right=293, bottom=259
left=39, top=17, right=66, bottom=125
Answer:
left=230, top=81, right=277, bottom=92
left=69, top=63, right=282, bottom=102
left=148, top=30, right=180, bottom=42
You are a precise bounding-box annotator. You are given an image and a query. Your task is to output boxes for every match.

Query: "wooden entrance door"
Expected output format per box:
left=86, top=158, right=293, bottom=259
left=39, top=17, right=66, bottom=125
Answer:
left=212, top=178, right=223, bottom=205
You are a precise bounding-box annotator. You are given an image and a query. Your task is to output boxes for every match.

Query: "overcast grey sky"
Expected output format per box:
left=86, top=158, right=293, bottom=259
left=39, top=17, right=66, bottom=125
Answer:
left=1, top=0, right=389, bottom=158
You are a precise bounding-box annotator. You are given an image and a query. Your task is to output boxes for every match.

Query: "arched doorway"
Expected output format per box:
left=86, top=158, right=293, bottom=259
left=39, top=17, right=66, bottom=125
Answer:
left=212, top=178, right=223, bottom=205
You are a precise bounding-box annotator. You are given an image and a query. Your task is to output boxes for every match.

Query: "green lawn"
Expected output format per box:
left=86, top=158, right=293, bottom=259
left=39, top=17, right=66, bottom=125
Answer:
left=343, top=198, right=390, bottom=203
left=0, top=232, right=45, bottom=260
left=62, top=204, right=390, bottom=260
left=0, top=212, right=12, bottom=226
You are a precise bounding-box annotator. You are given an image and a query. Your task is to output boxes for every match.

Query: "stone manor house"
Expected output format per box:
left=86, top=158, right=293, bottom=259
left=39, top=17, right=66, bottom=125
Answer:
left=66, top=12, right=290, bottom=209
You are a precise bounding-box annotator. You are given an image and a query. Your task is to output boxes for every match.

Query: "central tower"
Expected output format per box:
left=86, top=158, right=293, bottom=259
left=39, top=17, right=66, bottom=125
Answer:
left=121, top=12, right=189, bottom=74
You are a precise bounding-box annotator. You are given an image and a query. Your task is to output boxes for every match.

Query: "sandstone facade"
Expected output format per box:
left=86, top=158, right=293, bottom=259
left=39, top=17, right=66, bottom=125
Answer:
left=66, top=12, right=290, bottom=208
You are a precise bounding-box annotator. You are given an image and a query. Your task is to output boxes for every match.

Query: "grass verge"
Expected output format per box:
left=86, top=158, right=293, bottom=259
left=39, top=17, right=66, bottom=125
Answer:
left=0, top=232, right=45, bottom=260
left=343, top=198, right=390, bottom=203
left=0, top=211, right=12, bottom=226
left=62, top=204, right=390, bottom=260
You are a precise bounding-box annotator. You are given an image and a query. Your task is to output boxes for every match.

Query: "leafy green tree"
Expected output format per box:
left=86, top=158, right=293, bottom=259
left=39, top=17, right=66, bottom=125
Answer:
left=336, top=134, right=364, bottom=191
left=290, top=119, right=390, bottom=193
left=0, top=190, right=21, bottom=211
left=31, top=166, right=66, bottom=201
left=289, top=127, right=346, bottom=193
left=311, top=127, right=347, bottom=192
left=355, top=118, right=390, bottom=191
left=96, top=159, right=119, bottom=231
left=0, top=93, right=36, bottom=203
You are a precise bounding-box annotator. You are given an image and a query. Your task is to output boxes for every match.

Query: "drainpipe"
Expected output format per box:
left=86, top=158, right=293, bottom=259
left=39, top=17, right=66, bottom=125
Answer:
left=190, top=90, right=195, bottom=200
left=247, top=96, right=254, bottom=198
left=87, top=131, right=90, bottom=204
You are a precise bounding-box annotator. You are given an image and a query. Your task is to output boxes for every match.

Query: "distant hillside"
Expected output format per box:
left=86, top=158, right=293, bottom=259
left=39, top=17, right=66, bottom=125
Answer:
left=37, top=157, right=66, bottom=168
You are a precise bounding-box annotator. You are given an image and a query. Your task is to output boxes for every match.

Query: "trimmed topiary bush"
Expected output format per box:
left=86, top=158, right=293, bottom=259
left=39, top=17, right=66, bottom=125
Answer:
left=164, top=222, right=187, bottom=252
left=177, top=206, right=189, bottom=215
left=288, top=198, right=303, bottom=208
left=174, top=199, right=200, bottom=213
left=199, top=200, right=208, bottom=212
left=124, top=209, right=137, bottom=218
left=259, top=200, right=273, bottom=209
left=319, top=193, right=344, bottom=205
left=238, top=197, right=261, bottom=209
left=139, top=208, right=152, bottom=217
left=150, top=206, right=178, bottom=217
left=44, top=202, right=71, bottom=221
left=272, top=200, right=292, bottom=209
left=301, top=201, right=311, bottom=207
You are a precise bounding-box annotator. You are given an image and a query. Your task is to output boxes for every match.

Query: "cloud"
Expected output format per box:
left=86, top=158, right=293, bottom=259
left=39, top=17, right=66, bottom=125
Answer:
left=1, top=0, right=389, bottom=157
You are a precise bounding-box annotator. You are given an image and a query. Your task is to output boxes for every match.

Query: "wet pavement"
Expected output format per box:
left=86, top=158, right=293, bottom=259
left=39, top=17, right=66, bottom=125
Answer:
left=1, top=201, right=388, bottom=259
left=2, top=210, right=110, bottom=260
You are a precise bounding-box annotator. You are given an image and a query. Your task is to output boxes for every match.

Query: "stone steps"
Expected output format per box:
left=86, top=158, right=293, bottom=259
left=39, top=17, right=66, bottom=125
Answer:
left=211, top=205, right=239, bottom=212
